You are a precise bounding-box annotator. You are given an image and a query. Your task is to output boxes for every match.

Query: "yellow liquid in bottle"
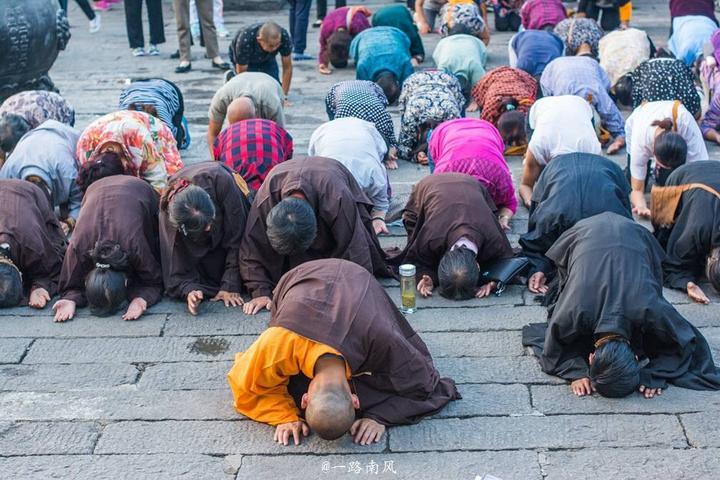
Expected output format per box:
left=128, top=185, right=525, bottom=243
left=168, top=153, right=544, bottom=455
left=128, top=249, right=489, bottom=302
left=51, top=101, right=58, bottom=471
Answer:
left=401, top=291, right=416, bottom=310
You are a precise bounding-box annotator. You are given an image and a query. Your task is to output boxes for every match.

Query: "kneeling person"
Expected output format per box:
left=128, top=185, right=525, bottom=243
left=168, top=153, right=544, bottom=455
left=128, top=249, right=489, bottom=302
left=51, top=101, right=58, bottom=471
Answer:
left=228, top=259, right=460, bottom=445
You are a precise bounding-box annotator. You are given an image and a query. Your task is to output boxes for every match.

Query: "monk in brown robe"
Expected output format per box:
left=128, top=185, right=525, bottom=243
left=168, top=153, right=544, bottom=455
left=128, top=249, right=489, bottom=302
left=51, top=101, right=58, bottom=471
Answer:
left=239, top=156, right=389, bottom=315
left=390, top=173, right=514, bottom=299
left=52, top=176, right=163, bottom=322
left=159, top=162, right=250, bottom=315
left=0, top=179, right=66, bottom=308
left=228, top=259, right=459, bottom=445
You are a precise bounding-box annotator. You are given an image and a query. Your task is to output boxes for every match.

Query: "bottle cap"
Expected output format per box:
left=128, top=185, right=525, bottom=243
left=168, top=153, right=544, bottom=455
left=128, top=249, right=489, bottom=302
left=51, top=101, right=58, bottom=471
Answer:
left=399, top=264, right=416, bottom=276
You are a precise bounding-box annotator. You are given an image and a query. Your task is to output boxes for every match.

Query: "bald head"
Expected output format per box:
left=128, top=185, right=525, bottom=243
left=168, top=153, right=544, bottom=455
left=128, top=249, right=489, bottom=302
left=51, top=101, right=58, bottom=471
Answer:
left=227, top=97, right=256, bottom=124
left=305, top=384, right=355, bottom=440
left=258, top=22, right=282, bottom=51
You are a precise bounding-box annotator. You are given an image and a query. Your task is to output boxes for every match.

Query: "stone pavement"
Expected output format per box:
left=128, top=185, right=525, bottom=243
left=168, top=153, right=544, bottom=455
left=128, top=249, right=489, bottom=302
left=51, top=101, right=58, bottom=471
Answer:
left=2, top=1, right=720, bottom=479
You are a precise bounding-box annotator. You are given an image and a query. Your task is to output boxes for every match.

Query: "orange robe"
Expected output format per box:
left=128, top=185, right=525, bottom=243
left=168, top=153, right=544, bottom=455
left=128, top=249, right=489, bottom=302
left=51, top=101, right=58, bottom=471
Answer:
left=227, top=327, right=351, bottom=426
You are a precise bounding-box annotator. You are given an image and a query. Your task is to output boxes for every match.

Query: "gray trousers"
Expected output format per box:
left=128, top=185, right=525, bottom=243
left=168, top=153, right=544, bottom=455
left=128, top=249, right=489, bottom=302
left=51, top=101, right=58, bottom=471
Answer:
left=173, top=0, right=219, bottom=63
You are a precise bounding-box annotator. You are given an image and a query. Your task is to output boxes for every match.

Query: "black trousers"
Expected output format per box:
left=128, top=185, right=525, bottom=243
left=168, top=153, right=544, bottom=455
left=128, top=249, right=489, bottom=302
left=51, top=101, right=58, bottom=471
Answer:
left=579, top=1, right=620, bottom=31
left=124, top=0, right=166, bottom=48
left=58, top=0, right=96, bottom=21
left=316, top=0, right=347, bottom=20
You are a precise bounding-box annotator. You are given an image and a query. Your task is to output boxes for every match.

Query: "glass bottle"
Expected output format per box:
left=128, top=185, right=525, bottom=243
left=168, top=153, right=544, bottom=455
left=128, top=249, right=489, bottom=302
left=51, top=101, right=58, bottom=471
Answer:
left=399, top=264, right=416, bottom=314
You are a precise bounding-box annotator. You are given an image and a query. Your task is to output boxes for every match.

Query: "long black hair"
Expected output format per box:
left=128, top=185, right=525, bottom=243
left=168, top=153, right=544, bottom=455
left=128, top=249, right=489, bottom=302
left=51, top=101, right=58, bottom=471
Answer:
left=85, top=241, right=130, bottom=316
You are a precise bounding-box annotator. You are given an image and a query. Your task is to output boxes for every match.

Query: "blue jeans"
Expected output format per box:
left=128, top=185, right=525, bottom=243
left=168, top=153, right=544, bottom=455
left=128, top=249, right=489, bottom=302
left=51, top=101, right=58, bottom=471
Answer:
left=248, top=58, right=280, bottom=83
left=288, top=0, right=312, bottom=54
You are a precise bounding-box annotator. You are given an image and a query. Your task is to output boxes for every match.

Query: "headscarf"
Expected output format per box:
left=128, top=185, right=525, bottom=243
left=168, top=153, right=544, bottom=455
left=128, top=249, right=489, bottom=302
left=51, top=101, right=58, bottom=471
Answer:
left=119, top=79, right=187, bottom=149
left=554, top=18, right=604, bottom=58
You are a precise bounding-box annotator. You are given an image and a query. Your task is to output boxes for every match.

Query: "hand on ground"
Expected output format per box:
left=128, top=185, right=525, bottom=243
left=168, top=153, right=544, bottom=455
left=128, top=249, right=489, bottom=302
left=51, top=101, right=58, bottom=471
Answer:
left=274, top=420, right=309, bottom=446
left=28, top=287, right=50, bottom=309
left=187, top=290, right=204, bottom=315
left=475, top=281, right=497, bottom=298
left=372, top=219, right=389, bottom=235
left=417, top=275, right=434, bottom=297
left=571, top=378, right=594, bottom=397
left=122, top=297, right=147, bottom=321
left=528, top=272, right=548, bottom=294
left=606, top=136, right=625, bottom=155
left=52, top=299, right=76, bottom=323
left=632, top=206, right=651, bottom=218
left=350, top=418, right=385, bottom=445
left=639, top=385, right=663, bottom=399
left=211, top=290, right=244, bottom=308
left=243, top=296, right=272, bottom=315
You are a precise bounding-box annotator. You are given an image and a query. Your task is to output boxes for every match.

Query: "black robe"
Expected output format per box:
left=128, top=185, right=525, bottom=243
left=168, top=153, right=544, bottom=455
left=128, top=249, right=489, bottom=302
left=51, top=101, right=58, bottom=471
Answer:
left=519, top=153, right=631, bottom=276
left=270, top=258, right=460, bottom=425
left=654, top=161, right=720, bottom=290
left=239, top=156, right=390, bottom=299
left=523, top=212, right=720, bottom=390
left=0, top=180, right=66, bottom=299
left=389, top=173, right=514, bottom=285
left=58, top=176, right=162, bottom=307
left=160, top=162, right=250, bottom=299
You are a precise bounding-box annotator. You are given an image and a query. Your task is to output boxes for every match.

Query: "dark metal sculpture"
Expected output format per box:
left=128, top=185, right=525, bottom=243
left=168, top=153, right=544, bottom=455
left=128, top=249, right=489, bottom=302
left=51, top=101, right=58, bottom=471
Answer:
left=0, top=0, right=71, bottom=103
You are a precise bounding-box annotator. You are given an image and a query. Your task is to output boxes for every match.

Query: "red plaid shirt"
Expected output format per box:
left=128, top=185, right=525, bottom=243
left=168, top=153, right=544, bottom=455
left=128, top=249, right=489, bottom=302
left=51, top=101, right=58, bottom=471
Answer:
left=213, top=119, right=293, bottom=191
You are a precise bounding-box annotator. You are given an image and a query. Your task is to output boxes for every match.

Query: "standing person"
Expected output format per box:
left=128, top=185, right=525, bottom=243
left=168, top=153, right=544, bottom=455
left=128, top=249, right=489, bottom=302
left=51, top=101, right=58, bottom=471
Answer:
left=59, top=0, right=101, bottom=33
left=172, top=0, right=230, bottom=73
left=52, top=176, right=163, bottom=322
left=314, top=0, right=347, bottom=27
left=576, top=0, right=629, bottom=31
left=229, top=23, right=294, bottom=100
left=124, top=0, right=165, bottom=57
left=190, top=0, right=229, bottom=39
left=288, top=0, right=314, bottom=61
left=317, top=6, right=372, bottom=74
left=372, top=4, right=425, bottom=64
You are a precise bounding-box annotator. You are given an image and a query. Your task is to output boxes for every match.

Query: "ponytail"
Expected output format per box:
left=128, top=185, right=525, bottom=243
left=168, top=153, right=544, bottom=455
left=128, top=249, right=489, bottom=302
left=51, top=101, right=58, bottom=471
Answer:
left=651, top=118, right=674, bottom=132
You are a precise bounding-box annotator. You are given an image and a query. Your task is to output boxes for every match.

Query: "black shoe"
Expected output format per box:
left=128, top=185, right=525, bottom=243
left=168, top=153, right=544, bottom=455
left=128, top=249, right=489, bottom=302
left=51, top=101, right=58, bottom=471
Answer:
left=312, top=19, right=322, bottom=28
left=224, top=69, right=236, bottom=83
left=212, top=60, right=231, bottom=70
left=170, top=50, right=180, bottom=59
left=175, top=63, right=192, bottom=73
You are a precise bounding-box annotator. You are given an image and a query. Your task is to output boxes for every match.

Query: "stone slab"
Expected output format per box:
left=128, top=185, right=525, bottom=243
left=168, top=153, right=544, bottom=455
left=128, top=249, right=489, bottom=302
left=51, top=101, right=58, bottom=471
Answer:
left=0, top=313, right=165, bottom=337
left=95, top=420, right=386, bottom=455
left=532, top=385, right=720, bottom=415
left=386, top=285, right=526, bottom=309
left=681, top=412, right=720, bottom=447
left=22, top=336, right=255, bottom=364
left=435, top=356, right=565, bottom=384
left=138, top=361, right=233, bottom=390
left=0, top=389, right=236, bottom=421
left=163, top=312, right=269, bottom=337
left=389, top=415, right=686, bottom=452
left=235, top=451, right=542, bottom=480
left=0, top=455, right=232, bottom=480
left=421, top=331, right=524, bottom=357
left=541, top=448, right=720, bottom=480
left=436, top=384, right=532, bottom=418
left=0, top=363, right=138, bottom=391
left=677, top=303, right=720, bottom=328
left=406, top=306, right=545, bottom=332
left=0, top=338, right=32, bottom=364
left=0, top=421, right=100, bottom=455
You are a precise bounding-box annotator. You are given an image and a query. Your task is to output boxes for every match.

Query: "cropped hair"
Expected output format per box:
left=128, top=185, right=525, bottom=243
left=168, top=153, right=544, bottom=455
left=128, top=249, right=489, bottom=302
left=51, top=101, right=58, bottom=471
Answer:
left=266, top=197, right=317, bottom=255
left=167, top=185, right=216, bottom=241
left=437, top=246, right=480, bottom=300
left=375, top=71, right=401, bottom=105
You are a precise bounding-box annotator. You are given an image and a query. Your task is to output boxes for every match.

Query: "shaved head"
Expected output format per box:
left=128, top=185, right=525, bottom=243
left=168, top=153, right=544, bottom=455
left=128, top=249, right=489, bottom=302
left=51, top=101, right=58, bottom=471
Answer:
left=305, top=384, right=355, bottom=440
left=227, top=97, right=256, bottom=124
left=258, top=22, right=282, bottom=44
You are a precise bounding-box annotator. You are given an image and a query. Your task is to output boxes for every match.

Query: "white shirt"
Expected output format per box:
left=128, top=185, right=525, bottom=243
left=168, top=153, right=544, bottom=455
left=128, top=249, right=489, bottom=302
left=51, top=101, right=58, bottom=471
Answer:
left=308, top=117, right=389, bottom=214
left=599, top=28, right=651, bottom=86
left=625, top=100, right=709, bottom=181
left=528, top=95, right=602, bottom=167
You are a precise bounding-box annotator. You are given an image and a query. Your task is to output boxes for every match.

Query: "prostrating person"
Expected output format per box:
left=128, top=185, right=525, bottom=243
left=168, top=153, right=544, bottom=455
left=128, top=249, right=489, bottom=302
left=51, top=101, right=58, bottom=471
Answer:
left=372, top=4, right=425, bottom=65
left=239, top=157, right=390, bottom=315
left=520, top=153, right=631, bottom=294
left=651, top=161, right=720, bottom=304
left=0, top=180, right=66, bottom=309
left=0, top=120, right=82, bottom=235
left=227, top=258, right=460, bottom=445
left=349, top=26, right=415, bottom=105
left=508, top=29, right=564, bottom=79
left=159, top=162, right=250, bottom=316
left=389, top=174, right=514, bottom=300
left=52, top=177, right=163, bottom=322
left=432, top=34, right=487, bottom=94
left=207, top=72, right=286, bottom=156
left=625, top=100, right=708, bottom=218
left=308, top=118, right=391, bottom=234
left=317, top=6, right=372, bottom=75
left=519, top=95, right=602, bottom=207
left=523, top=212, right=720, bottom=399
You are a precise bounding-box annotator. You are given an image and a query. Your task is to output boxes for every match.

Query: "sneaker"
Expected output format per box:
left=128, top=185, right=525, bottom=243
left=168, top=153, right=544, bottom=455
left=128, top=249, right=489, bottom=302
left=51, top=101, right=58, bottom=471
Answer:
left=292, top=53, right=314, bottom=61
left=148, top=44, right=160, bottom=56
left=89, top=14, right=101, bottom=33
left=217, top=25, right=230, bottom=38
left=224, top=69, right=236, bottom=83
left=132, top=47, right=146, bottom=57
left=312, top=19, right=322, bottom=28
left=93, top=0, right=110, bottom=11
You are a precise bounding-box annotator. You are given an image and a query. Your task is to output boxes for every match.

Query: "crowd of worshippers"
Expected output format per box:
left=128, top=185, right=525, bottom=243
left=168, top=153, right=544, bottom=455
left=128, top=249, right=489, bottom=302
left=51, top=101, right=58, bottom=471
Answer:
left=2, top=0, right=720, bottom=447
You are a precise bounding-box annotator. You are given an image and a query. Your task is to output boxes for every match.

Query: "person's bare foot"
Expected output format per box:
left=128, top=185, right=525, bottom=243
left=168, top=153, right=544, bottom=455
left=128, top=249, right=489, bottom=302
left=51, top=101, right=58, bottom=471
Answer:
left=606, top=136, right=625, bottom=155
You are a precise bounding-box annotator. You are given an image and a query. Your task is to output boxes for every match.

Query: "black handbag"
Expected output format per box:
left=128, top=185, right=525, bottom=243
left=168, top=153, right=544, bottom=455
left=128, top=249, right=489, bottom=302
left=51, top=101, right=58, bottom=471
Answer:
left=480, top=257, right=530, bottom=296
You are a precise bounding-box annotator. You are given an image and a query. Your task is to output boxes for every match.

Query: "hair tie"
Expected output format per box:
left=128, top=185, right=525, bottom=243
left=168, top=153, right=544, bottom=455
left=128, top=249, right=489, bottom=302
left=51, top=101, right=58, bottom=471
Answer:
left=506, top=104, right=516, bottom=111
left=594, top=334, right=628, bottom=350
left=180, top=224, right=188, bottom=237
left=95, top=263, right=110, bottom=269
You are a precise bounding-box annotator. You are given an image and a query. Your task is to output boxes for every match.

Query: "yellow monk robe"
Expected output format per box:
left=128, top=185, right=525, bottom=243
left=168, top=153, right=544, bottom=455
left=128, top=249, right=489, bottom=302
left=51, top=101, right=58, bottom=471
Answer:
left=620, top=2, right=632, bottom=24
left=227, top=327, right=352, bottom=426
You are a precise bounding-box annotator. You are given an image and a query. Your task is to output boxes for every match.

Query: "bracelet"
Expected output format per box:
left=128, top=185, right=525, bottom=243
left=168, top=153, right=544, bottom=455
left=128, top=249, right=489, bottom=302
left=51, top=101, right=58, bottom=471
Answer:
left=498, top=215, right=510, bottom=221
left=372, top=216, right=385, bottom=222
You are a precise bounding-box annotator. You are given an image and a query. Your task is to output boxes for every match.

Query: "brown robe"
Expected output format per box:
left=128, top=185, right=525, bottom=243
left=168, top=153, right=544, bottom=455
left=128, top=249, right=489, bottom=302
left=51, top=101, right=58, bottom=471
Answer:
left=0, top=179, right=66, bottom=299
left=160, top=162, right=250, bottom=299
left=390, top=173, right=514, bottom=284
left=270, top=258, right=460, bottom=425
left=239, top=156, right=389, bottom=299
left=58, top=176, right=163, bottom=307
